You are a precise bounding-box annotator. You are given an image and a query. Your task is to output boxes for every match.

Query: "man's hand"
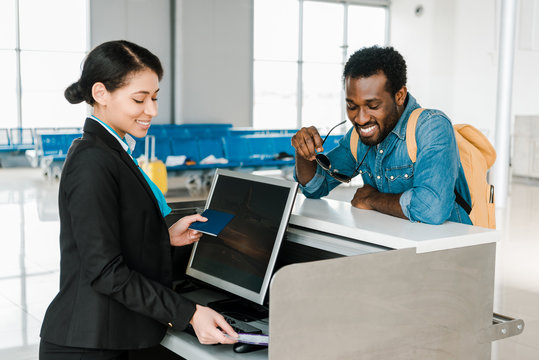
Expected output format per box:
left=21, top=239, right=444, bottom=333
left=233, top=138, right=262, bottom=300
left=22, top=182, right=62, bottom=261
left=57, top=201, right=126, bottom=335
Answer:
left=169, top=214, right=207, bottom=247
left=291, top=126, right=324, bottom=161
left=351, top=185, right=407, bottom=219
left=292, top=127, right=324, bottom=185
left=351, top=184, right=377, bottom=209
left=190, top=305, right=238, bottom=345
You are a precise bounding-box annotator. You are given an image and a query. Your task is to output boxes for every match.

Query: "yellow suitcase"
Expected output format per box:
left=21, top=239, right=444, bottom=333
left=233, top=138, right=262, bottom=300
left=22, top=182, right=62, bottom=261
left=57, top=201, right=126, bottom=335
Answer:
left=140, top=135, right=168, bottom=194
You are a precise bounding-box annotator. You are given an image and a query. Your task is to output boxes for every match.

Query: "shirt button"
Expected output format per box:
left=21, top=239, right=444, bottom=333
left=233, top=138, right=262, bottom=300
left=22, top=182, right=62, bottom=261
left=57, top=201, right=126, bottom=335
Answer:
left=404, top=174, right=409, bottom=178
left=390, top=175, right=394, bottom=180
left=377, top=175, right=381, bottom=179
left=359, top=170, right=363, bottom=174
left=379, top=149, right=384, bottom=154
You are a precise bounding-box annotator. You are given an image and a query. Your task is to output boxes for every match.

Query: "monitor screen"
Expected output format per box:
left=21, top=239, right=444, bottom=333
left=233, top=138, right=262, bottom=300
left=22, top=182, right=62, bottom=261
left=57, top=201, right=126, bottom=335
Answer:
left=185, top=169, right=298, bottom=305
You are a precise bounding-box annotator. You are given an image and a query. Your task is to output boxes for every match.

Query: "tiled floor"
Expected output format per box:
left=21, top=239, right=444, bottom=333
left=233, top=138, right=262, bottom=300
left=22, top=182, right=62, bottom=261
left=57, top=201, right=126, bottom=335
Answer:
left=0, top=168, right=538, bottom=359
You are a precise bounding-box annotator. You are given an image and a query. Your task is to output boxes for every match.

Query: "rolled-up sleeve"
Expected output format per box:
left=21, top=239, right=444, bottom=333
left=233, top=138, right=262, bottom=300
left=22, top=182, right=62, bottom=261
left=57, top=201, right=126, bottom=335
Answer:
left=295, top=165, right=328, bottom=197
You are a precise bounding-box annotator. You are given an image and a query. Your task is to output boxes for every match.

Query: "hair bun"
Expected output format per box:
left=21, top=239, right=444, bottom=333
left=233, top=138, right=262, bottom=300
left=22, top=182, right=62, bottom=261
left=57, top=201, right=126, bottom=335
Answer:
left=64, top=81, right=85, bottom=104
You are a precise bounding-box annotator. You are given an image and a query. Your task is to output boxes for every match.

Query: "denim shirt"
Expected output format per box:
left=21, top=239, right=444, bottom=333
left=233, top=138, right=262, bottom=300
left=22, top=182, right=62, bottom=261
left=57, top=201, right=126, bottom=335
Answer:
left=297, top=93, right=472, bottom=225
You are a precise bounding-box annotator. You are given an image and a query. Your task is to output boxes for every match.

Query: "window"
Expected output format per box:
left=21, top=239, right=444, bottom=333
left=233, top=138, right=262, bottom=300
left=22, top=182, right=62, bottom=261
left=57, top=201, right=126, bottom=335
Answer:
left=253, top=0, right=388, bottom=132
left=0, top=0, right=88, bottom=129
left=253, top=0, right=299, bottom=130
left=0, top=0, right=18, bottom=128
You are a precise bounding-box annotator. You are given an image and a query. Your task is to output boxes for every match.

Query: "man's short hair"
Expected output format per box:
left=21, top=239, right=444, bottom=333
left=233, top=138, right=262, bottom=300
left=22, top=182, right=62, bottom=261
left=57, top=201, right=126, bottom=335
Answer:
left=343, top=46, right=407, bottom=97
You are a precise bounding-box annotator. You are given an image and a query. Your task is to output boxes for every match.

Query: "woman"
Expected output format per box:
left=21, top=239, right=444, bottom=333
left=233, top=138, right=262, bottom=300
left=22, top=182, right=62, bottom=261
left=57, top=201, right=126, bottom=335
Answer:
left=39, top=40, right=237, bottom=359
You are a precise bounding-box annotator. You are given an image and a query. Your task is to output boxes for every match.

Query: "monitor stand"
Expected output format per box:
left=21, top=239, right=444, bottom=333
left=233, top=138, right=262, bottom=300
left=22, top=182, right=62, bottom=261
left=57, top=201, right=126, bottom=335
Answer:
left=207, top=297, right=269, bottom=322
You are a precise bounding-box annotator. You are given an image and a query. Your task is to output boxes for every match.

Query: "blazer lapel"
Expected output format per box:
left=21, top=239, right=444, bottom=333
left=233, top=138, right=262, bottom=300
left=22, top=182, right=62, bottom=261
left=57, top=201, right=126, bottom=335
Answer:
left=83, top=118, right=165, bottom=221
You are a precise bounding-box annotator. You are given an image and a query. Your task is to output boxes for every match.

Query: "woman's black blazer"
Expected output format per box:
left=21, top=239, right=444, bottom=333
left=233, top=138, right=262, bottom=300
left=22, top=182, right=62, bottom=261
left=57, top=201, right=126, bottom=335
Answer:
left=40, top=118, right=196, bottom=349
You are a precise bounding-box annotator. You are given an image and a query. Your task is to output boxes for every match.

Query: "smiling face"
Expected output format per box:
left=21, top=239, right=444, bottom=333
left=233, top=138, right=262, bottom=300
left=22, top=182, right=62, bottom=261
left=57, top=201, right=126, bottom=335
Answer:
left=345, top=72, right=407, bottom=146
left=92, top=69, right=160, bottom=139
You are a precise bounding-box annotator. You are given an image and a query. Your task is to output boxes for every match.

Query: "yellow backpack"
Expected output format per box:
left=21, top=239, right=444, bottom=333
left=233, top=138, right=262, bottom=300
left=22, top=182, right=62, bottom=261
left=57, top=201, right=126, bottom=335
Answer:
left=139, top=135, right=168, bottom=194
left=350, top=108, right=497, bottom=228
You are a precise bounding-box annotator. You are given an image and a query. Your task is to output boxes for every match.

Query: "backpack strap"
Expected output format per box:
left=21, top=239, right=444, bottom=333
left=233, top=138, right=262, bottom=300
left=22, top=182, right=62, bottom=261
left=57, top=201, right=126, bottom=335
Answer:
left=405, top=108, right=424, bottom=162
left=454, top=190, right=472, bottom=214
left=352, top=107, right=424, bottom=162
left=406, top=108, right=472, bottom=215
left=350, top=128, right=359, bottom=162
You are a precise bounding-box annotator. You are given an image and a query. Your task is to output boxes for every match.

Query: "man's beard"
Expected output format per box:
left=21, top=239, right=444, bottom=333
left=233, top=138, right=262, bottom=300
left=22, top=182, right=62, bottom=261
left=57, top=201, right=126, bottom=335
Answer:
left=358, top=102, right=400, bottom=146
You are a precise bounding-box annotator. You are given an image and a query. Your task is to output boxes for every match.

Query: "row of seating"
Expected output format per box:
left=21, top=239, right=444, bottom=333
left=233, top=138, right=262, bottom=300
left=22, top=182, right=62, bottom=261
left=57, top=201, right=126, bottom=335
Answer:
left=0, top=127, right=84, bottom=154
left=0, top=128, right=37, bottom=153
left=7, top=124, right=342, bottom=178
left=133, top=124, right=341, bottom=171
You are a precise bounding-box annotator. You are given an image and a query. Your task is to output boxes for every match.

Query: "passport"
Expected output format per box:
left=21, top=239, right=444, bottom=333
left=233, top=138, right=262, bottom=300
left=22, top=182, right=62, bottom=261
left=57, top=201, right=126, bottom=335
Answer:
left=188, top=209, right=235, bottom=236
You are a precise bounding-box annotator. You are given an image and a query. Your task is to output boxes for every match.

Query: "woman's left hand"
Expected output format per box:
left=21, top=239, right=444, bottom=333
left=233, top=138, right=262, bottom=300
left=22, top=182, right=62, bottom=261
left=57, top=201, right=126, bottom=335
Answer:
left=169, top=214, right=207, bottom=247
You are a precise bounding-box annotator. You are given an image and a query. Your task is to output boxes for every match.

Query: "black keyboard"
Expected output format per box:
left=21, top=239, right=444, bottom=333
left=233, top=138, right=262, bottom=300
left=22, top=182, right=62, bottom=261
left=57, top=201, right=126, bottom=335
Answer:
left=183, top=314, right=262, bottom=339
left=222, top=314, right=262, bottom=334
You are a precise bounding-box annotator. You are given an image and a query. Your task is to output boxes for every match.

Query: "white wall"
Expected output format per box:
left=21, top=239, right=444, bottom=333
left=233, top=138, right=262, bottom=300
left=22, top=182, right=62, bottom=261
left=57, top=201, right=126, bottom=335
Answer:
left=175, top=0, right=252, bottom=126
left=514, top=0, right=539, bottom=116
left=90, top=0, right=172, bottom=124
left=391, top=0, right=498, bottom=140
left=391, top=0, right=539, bottom=143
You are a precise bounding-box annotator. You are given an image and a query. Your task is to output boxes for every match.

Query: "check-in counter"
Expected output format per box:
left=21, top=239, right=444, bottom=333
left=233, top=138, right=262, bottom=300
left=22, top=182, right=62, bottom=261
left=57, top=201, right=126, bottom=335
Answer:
left=162, top=195, right=523, bottom=360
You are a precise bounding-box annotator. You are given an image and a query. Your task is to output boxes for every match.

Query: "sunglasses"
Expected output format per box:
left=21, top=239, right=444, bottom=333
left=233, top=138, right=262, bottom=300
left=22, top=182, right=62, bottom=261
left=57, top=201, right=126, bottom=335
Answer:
left=315, top=121, right=371, bottom=183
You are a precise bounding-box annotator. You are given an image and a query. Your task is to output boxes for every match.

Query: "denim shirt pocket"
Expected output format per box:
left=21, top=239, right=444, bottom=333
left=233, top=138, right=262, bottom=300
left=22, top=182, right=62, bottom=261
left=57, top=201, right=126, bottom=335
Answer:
left=358, top=165, right=373, bottom=179
left=385, top=165, right=414, bottom=193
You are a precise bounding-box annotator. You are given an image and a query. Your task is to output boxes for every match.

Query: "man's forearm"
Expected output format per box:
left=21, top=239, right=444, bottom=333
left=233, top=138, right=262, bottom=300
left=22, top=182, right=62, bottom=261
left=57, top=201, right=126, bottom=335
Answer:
left=367, top=192, right=407, bottom=219
left=352, top=185, right=407, bottom=220
left=295, top=153, right=318, bottom=186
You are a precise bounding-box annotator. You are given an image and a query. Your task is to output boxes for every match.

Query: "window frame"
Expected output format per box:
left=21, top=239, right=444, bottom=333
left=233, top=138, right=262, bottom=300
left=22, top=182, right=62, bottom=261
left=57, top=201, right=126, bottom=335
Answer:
left=252, top=0, right=390, bottom=131
left=5, top=0, right=90, bottom=129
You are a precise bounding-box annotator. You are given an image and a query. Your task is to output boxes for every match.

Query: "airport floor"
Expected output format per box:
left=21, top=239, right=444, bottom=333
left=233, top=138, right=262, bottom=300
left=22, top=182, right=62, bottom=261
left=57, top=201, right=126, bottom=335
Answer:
left=0, top=167, right=538, bottom=359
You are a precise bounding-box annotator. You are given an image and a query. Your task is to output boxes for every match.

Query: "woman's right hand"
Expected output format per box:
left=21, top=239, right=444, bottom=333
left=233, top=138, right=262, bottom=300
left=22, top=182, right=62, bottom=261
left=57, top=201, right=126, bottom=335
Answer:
left=169, top=214, right=207, bottom=247
left=190, top=305, right=238, bottom=345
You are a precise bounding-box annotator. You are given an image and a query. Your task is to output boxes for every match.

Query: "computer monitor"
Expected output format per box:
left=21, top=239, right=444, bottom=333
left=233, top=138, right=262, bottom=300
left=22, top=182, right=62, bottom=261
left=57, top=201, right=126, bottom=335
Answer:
left=185, top=169, right=298, bottom=305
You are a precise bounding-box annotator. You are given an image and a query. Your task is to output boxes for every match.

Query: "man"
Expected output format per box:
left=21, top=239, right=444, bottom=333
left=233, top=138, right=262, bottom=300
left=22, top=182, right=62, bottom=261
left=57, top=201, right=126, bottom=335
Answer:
left=291, top=46, right=472, bottom=225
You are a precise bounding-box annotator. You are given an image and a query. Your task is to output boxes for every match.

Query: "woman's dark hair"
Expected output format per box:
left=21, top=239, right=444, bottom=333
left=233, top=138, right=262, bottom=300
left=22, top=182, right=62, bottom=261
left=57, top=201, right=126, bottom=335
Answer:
left=343, top=46, right=407, bottom=97
left=65, top=40, right=163, bottom=105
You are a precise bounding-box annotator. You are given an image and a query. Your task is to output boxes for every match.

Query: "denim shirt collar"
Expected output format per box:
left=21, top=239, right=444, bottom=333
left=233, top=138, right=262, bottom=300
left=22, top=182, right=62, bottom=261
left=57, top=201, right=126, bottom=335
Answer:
left=390, top=93, right=420, bottom=141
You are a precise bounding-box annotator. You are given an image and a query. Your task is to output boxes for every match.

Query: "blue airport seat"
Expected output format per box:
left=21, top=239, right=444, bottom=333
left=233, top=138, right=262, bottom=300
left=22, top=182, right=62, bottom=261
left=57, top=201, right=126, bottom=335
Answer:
left=0, top=128, right=36, bottom=153
left=153, top=137, right=173, bottom=162
left=131, top=135, right=172, bottom=162
left=179, top=123, right=233, bottom=138
left=222, top=134, right=295, bottom=169
left=147, top=124, right=179, bottom=138
left=272, top=135, right=295, bottom=156
left=131, top=137, right=147, bottom=159
left=33, top=132, right=81, bottom=179
left=0, top=128, right=11, bottom=152
left=170, top=137, right=201, bottom=162
left=228, top=128, right=297, bottom=136
left=244, top=136, right=276, bottom=161
left=39, top=133, right=80, bottom=156
left=9, top=128, right=35, bottom=151
left=223, top=136, right=253, bottom=163
left=164, top=126, right=190, bottom=139
left=198, top=138, right=226, bottom=160
left=167, top=136, right=240, bottom=171
left=19, top=125, right=314, bottom=178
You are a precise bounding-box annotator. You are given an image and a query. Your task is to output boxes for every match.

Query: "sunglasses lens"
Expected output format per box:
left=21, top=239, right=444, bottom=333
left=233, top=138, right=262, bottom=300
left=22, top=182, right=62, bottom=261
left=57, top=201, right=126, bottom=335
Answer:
left=315, top=154, right=331, bottom=170
left=331, top=172, right=352, bottom=183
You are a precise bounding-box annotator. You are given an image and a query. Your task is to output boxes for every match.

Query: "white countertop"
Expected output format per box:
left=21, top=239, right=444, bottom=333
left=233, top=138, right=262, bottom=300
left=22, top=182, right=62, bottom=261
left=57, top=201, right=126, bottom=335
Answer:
left=289, top=195, right=498, bottom=253
left=161, top=330, right=268, bottom=360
